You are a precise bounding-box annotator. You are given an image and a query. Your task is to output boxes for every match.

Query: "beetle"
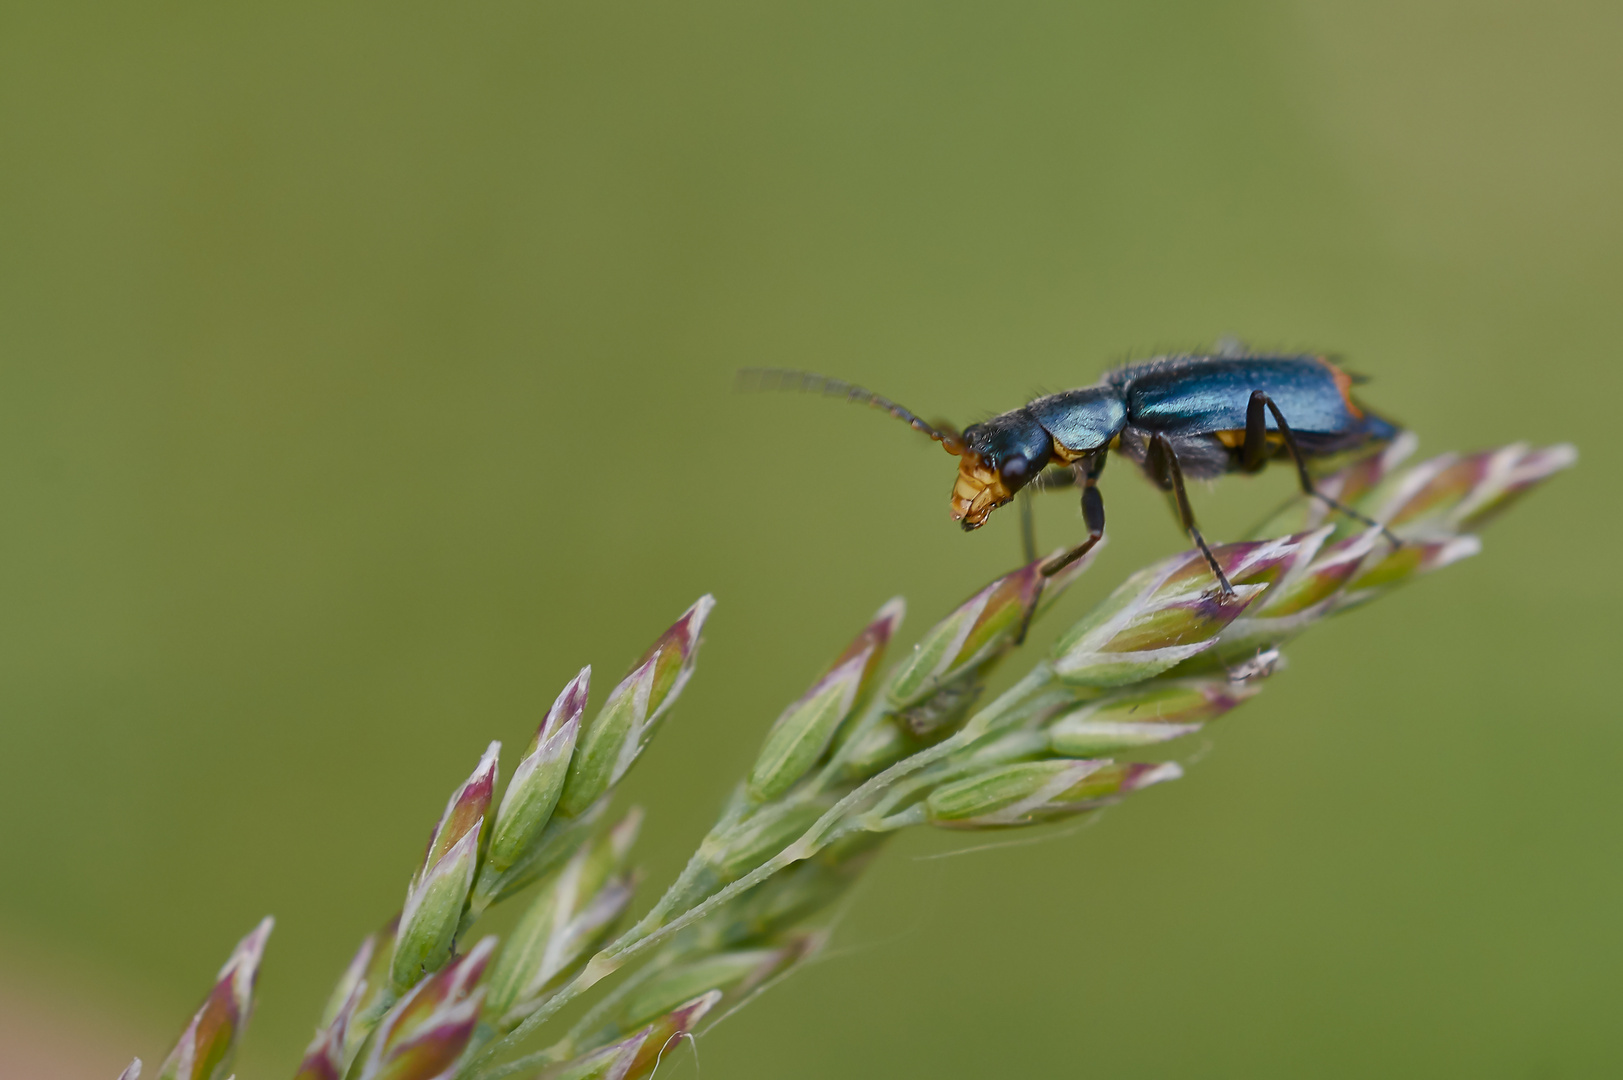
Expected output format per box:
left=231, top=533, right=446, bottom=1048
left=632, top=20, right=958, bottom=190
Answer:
left=741, top=352, right=1402, bottom=596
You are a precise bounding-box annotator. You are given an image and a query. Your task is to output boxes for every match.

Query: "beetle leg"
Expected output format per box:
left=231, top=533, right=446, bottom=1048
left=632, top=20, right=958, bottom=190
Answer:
left=1040, top=455, right=1108, bottom=578
left=1018, top=488, right=1038, bottom=564
left=1148, top=434, right=1235, bottom=596
left=1011, top=458, right=1108, bottom=645
left=1014, top=464, right=1094, bottom=577
left=1244, top=391, right=1401, bottom=546
left=1017, top=461, right=1081, bottom=566
left=1240, top=391, right=1274, bottom=474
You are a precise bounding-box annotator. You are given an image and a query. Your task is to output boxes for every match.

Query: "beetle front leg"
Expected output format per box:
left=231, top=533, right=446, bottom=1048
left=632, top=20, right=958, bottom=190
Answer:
left=1008, top=458, right=1109, bottom=646
left=1018, top=488, right=1038, bottom=564
left=1243, top=391, right=1400, bottom=545
left=1013, top=462, right=1086, bottom=562
left=1040, top=455, right=1107, bottom=578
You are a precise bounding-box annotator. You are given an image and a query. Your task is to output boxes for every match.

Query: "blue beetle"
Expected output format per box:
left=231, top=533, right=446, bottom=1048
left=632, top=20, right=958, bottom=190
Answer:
left=742, top=353, right=1400, bottom=595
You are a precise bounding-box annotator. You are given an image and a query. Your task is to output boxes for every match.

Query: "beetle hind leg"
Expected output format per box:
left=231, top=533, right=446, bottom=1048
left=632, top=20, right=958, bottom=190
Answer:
left=1243, top=391, right=1401, bottom=546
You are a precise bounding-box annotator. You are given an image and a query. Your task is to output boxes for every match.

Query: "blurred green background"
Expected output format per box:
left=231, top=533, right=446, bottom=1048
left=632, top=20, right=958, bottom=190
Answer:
left=1, top=1, right=1618, bottom=1076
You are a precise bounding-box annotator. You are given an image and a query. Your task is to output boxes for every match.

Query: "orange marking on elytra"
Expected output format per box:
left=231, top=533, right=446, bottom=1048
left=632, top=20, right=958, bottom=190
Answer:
left=1323, top=359, right=1365, bottom=419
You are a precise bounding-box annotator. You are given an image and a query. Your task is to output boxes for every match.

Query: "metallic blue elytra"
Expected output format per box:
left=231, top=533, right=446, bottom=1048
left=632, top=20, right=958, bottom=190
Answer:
left=1109, top=356, right=1360, bottom=437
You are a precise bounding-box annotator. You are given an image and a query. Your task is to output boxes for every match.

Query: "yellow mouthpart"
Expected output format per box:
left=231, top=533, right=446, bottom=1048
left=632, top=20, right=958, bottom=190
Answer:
left=949, top=454, right=1014, bottom=529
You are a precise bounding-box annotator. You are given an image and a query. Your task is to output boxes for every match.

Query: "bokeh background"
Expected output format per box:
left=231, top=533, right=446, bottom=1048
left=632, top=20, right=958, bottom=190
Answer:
left=2, top=1, right=1619, bottom=1076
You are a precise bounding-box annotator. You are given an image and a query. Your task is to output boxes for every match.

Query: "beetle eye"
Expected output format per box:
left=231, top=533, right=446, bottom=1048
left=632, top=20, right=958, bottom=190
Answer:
left=1000, top=455, right=1030, bottom=482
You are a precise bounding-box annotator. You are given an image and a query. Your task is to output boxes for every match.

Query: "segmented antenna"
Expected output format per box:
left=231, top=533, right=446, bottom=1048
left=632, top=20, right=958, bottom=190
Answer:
left=736, top=368, right=963, bottom=453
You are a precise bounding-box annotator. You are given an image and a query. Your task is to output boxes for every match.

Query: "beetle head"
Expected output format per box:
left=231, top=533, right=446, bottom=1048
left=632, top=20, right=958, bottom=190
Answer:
left=951, top=411, right=1055, bottom=530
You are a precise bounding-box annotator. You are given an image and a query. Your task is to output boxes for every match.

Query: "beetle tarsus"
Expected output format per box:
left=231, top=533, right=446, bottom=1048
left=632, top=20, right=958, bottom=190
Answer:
left=1311, top=491, right=1402, bottom=547
left=1040, top=531, right=1102, bottom=578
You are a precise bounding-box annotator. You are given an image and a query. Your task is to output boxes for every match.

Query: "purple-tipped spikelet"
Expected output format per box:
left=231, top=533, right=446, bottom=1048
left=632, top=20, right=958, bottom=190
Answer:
left=1316, top=445, right=1569, bottom=609
left=747, top=598, right=905, bottom=801
left=155, top=917, right=273, bottom=1080
left=1052, top=536, right=1308, bottom=687
left=1336, top=534, right=1481, bottom=604
left=358, top=937, right=494, bottom=1080
left=294, top=1000, right=358, bottom=1080
left=1255, top=439, right=1574, bottom=544
left=885, top=548, right=1098, bottom=731
left=118, top=1059, right=143, bottom=1080
left=488, top=668, right=589, bottom=874
left=557, top=597, right=714, bottom=818
left=297, top=919, right=400, bottom=1080
left=1204, top=443, right=1573, bottom=662
left=1377, top=442, right=1577, bottom=535
left=1189, top=526, right=1384, bottom=664
left=1234, top=526, right=1366, bottom=617
left=887, top=563, right=1047, bottom=708
left=340, top=916, right=400, bottom=1060
left=1046, top=674, right=1266, bottom=756
left=294, top=934, right=373, bottom=1080
left=925, top=759, right=1181, bottom=828
left=547, top=992, right=721, bottom=1080
left=832, top=550, right=1101, bottom=775
left=322, top=930, right=380, bottom=1029
left=393, top=743, right=499, bottom=992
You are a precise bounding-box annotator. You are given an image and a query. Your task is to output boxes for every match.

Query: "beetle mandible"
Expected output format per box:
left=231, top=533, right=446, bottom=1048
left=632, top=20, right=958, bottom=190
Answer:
left=741, top=352, right=1402, bottom=596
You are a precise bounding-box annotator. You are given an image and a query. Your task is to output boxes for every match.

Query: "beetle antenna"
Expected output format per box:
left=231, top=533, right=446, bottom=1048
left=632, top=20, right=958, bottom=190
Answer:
left=736, top=368, right=964, bottom=453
